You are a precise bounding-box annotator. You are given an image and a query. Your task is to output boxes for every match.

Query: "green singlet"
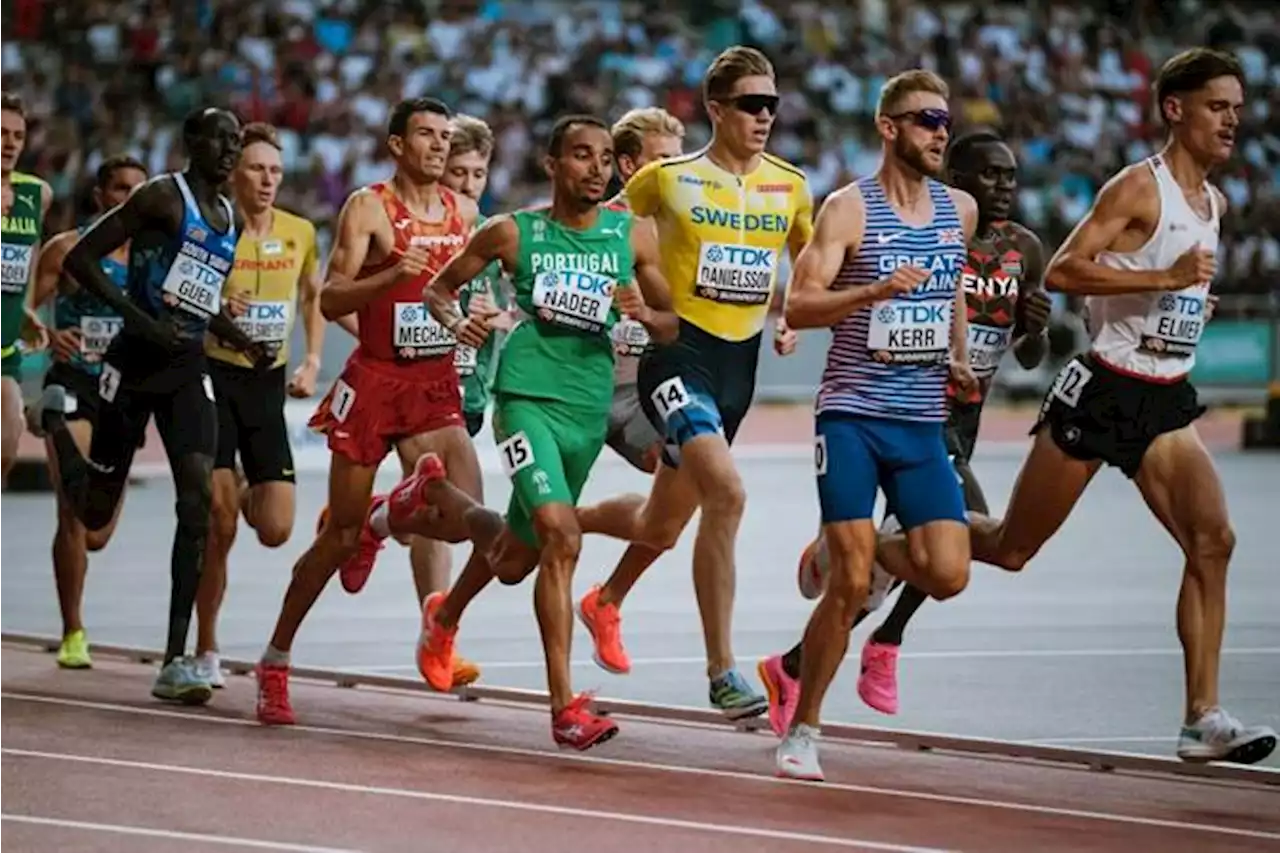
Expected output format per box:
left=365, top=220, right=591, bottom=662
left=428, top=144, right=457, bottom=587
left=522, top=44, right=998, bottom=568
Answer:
left=1, top=172, right=45, bottom=379
left=492, top=204, right=634, bottom=547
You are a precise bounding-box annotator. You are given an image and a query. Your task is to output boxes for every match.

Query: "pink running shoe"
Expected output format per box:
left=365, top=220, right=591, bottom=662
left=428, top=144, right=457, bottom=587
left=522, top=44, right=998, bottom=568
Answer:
left=338, top=495, right=388, bottom=594
left=856, top=640, right=900, bottom=715
left=757, top=655, right=799, bottom=737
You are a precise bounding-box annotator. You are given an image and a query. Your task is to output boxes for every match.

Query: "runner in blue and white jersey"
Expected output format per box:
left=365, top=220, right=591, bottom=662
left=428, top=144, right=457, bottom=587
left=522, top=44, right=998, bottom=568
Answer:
left=772, top=70, right=979, bottom=782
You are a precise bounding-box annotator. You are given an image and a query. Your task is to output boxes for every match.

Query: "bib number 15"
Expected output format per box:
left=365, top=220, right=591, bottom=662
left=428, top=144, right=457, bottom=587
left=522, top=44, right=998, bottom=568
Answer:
left=497, top=431, right=535, bottom=477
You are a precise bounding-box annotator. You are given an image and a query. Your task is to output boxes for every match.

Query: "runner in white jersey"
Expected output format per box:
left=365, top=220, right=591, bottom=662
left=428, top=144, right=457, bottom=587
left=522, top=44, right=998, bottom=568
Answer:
left=901, top=48, right=1272, bottom=765
left=773, top=70, right=979, bottom=781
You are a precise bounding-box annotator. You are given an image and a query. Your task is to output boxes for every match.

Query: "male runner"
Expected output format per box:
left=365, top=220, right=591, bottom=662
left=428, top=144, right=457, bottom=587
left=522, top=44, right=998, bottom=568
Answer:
left=1, top=93, right=52, bottom=483
left=194, top=122, right=325, bottom=687
left=571, top=47, right=814, bottom=719
left=938, top=48, right=1275, bottom=764
left=759, top=130, right=1054, bottom=732
left=254, top=98, right=498, bottom=725
left=29, top=155, right=149, bottom=669
left=772, top=70, right=979, bottom=781
left=29, top=107, right=266, bottom=704
left=409, top=114, right=679, bottom=749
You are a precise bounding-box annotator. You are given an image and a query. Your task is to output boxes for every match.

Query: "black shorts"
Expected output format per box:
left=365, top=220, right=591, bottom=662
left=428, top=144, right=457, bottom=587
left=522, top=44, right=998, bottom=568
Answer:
left=944, top=400, right=988, bottom=514
left=1034, top=352, right=1205, bottom=479
left=44, top=362, right=104, bottom=425
left=210, top=360, right=294, bottom=485
left=637, top=319, right=760, bottom=467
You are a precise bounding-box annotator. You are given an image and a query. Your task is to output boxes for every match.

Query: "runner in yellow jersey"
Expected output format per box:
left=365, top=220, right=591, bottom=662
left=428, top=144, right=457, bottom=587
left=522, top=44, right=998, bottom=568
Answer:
left=194, top=122, right=325, bottom=686
left=575, top=47, right=813, bottom=719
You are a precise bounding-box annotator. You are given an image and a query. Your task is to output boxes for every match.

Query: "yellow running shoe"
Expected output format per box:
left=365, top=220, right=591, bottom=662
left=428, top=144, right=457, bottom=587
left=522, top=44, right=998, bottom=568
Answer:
left=57, top=629, right=92, bottom=669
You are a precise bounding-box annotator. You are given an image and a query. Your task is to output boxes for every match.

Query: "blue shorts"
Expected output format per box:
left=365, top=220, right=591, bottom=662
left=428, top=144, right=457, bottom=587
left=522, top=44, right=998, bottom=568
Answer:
left=815, top=412, right=967, bottom=530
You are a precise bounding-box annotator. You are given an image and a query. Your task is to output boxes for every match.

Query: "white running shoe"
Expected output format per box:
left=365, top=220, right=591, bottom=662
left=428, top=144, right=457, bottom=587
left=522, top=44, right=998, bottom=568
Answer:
left=797, top=519, right=898, bottom=609
left=1177, top=707, right=1277, bottom=764
left=195, top=651, right=226, bottom=689
left=864, top=515, right=901, bottom=612
left=776, top=723, right=824, bottom=781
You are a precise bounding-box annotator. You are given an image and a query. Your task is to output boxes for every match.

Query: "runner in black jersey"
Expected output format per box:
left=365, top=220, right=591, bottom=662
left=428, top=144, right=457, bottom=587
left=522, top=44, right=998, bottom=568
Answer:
left=759, top=131, right=1053, bottom=735
left=29, top=108, right=270, bottom=705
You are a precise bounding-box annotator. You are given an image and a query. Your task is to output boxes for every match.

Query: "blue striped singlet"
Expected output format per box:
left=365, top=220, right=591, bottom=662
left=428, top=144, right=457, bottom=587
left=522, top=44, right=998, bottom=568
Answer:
left=815, top=176, right=966, bottom=422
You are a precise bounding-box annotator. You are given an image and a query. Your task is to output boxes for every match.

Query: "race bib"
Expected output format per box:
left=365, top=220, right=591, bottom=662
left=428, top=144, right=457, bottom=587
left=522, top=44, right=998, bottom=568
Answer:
left=967, top=323, right=1013, bottom=377
left=1050, top=358, right=1093, bottom=408
left=532, top=270, right=614, bottom=333
left=159, top=243, right=228, bottom=318
left=650, top=376, right=691, bottom=422
left=611, top=318, right=650, bottom=357
left=1140, top=290, right=1206, bottom=357
left=454, top=343, right=478, bottom=377
left=233, top=300, right=291, bottom=343
left=79, top=315, right=124, bottom=359
left=497, top=430, right=535, bottom=476
left=393, top=301, right=457, bottom=359
left=0, top=242, right=33, bottom=293
left=695, top=242, right=776, bottom=305
left=867, top=298, right=951, bottom=364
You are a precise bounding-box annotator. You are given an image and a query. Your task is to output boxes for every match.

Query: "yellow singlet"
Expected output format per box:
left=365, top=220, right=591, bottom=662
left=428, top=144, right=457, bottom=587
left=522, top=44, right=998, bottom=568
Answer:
left=206, top=208, right=317, bottom=369
left=623, top=149, right=813, bottom=342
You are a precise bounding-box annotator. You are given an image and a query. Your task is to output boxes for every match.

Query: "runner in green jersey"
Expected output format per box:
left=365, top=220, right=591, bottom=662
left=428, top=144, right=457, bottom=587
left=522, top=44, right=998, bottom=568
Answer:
left=1, top=93, right=51, bottom=482
left=405, top=115, right=678, bottom=750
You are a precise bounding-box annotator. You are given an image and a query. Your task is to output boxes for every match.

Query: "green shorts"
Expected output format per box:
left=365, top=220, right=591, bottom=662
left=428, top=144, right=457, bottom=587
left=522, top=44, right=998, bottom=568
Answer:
left=492, top=393, right=606, bottom=548
left=1, top=346, right=21, bottom=380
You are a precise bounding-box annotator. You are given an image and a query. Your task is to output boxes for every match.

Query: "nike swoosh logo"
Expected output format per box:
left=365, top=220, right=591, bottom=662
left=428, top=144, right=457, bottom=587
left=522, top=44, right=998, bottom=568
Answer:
left=877, top=232, right=904, bottom=245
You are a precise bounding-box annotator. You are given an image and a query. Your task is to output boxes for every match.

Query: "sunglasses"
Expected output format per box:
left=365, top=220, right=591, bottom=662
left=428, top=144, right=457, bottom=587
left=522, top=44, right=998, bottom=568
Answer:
left=723, top=94, right=780, bottom=117
left=889, top=108, right=953, bottom=132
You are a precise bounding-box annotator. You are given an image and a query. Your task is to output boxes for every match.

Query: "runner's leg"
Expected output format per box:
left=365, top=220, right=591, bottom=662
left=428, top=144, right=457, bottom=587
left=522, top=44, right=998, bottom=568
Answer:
left=1, top=375, right=23, bottom=482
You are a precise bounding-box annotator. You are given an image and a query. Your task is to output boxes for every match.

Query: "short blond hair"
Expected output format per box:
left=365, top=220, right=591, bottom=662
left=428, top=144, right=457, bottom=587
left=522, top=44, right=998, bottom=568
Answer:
left=611, top=108, right=685, bottom=161
left=876, top=70, right=950, bottom=121
left=449, top=114, right=494, bottom=159
left=703, top=46, right=774, bottom=103
left=242, top=122, right=281, bottom=151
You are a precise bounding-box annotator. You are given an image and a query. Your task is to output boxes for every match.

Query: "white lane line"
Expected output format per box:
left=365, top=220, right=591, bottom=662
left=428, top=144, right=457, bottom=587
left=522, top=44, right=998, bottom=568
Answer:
left=330, top=646, right=1280, bottom=673
left=0, top=813, right=362, bottom=853
left=1, top=749, right=948, bottom=853
left=4, top=692, right=1277, bottom=841
left=1031, top=736, right=1179, bottom=745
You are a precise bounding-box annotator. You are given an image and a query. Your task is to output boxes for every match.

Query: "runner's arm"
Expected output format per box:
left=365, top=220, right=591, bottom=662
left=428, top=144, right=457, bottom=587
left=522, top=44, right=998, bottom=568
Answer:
left=63, top=179, right=181, bottom=345
left=318, top=191, right=407, bottom=319
left=950, top=189, right=979, bottom=366
left=31, top=230, right=75, bottom=310
left=1012, top=227, right=1050, bottom=369
left=628, top=217, right=679, bottom=344
left=296, top=224, right=325, bottom=369
left=423, top=215, right=516, bottom=332
left=1045, top=167, right=1181, bottom=294
left=783, top=187, right=880, bottom=329
left=207, top=306, right=259, bottom=355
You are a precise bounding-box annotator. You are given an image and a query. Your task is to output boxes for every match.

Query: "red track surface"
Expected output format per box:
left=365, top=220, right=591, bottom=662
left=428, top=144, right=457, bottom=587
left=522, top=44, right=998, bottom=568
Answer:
left=3, top=646, right=1278, bottom=852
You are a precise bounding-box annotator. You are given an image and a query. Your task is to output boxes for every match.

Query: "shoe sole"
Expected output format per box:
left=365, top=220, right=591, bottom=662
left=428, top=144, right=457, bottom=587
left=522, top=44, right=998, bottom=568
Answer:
left=856, top=679, right=899, bottom=716
left=556, top=724, right=620, bottom=752
left=756, top=660, right=790, bottom=737
left=776, top=766, right=824, bottom=782
left=152, top=685, right=214, bottom=706
left=718, top=697, right=769, bottom=721
left=574, top=599, right=630, bottom=676
left=1180, top=733, right=1278, bottom=765
left=56, top=658, right=92, bottom=670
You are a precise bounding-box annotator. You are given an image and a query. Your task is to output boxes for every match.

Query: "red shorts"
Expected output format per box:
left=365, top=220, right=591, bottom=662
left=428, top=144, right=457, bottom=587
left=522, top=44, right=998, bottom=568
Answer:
left=309, top=349, right=463, bottom=467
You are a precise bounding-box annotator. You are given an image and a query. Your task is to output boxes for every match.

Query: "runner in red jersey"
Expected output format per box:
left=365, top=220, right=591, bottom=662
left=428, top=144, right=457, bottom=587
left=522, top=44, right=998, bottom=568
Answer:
left=253, top=98, right=504, bottom=725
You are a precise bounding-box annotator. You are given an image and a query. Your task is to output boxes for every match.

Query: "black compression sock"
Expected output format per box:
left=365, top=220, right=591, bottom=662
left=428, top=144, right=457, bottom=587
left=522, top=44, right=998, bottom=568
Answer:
left=166, top=529, right=205, bottom=663
left=869, top=583, right=930, bottom=646
left=781, top=642, right=803, bottom=679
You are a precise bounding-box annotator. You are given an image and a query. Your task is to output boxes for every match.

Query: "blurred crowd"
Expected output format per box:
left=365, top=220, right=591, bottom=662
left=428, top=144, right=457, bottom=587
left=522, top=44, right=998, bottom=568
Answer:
left=4, top=0, right=1278, bottom=297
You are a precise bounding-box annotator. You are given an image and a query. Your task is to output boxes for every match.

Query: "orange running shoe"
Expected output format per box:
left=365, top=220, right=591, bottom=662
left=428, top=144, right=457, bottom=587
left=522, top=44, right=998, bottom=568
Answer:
left=451, top=657, right=481, bottom=688
left=552, top=692, right=619, bottom=750
left=255, top=662, right=295, bottom=726
left=576, top=585, right=630, bottom=674
left=417, top=591, right=458, bottom=692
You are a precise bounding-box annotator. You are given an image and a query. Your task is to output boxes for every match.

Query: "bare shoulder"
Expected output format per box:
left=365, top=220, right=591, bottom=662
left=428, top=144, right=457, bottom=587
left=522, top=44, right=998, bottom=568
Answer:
left=946, top=185, right=979, bottom=219
left=449, top=187, right=479, bottom=225
left=1209, top=182, right=1229, bottom=215
left=1098, top=163, right=1158, bottom=210
left=819, top=181, right=864, bottom=219
left=1007, top=220, right=1045, bottom=252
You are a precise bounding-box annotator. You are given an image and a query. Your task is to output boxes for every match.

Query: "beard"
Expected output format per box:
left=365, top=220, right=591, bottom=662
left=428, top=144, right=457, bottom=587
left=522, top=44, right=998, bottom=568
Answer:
left=895, top=137, right=942, bottom=178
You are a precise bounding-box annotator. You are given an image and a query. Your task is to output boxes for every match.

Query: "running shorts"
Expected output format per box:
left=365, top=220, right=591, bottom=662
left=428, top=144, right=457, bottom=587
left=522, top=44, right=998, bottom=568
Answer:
left=309, top=349, right=464, bottom=468
left=492, top=393, right=606, bottom=548
left=816, top=412, right=968, bottom=530
left=44, top=362, right=105, bottom=426
left=1034, top=352, right=1205, bottom=479
left=606, top=382, right=661, bottom=472
left=637, top=318, right=759, bottom=468
left=210, top=360, right=294, bottom=485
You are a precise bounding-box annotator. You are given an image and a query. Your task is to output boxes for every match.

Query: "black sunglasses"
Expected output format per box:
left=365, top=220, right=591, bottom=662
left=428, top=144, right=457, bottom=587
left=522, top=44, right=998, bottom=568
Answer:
left=888, top=108, right=952, bottom=132
left=723, top=94, right=780, bottom=117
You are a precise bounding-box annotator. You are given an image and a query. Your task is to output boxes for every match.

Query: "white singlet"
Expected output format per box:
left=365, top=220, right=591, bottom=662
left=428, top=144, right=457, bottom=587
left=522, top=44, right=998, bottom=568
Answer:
left=1088, top=154, right=1220, bottom=381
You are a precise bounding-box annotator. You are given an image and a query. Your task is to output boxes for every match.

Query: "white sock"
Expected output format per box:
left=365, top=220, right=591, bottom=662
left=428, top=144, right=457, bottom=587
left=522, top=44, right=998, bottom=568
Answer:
left=369, top=501, right=390, bottom=539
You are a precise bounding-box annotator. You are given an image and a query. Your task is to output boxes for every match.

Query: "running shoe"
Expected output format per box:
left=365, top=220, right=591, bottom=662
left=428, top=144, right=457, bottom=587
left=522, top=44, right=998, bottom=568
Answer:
left=856, top=640, right=900, bottom=715
left=195, top=650, right=226, bottom=688
left=576, top=584, right=630, bottom=674
left=338, top=495, right=388, bottom=594
left=709, top=668, right=768, bottom=720
left=1177, top=707, right=1277, bottom=764
left=757, top=654, right=799, bottom=737
left=386, top=452, right=448, bottom=532
left=796, top=536, right=826, bottom=600
left=151, top=656, right=213, bottom=705
left=776, top=723, right=824, bottom=781
left=451, top=657, right=481, bottom=688
left=552, top=692, right=619, bottom=751
left=56, top=629, right=92, bottom=669
left=255, top=661, right=295, bottom=725
left=24, top=384, right=66, bottom=438
left=416, top=591, right=458, bottom=692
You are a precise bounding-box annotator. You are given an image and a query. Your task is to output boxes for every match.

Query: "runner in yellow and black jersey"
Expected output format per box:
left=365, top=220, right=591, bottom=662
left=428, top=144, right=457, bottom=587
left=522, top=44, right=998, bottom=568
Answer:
left=195, top=123, right=325, bottom=686
left=574, top=47, right=812, bottom=721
